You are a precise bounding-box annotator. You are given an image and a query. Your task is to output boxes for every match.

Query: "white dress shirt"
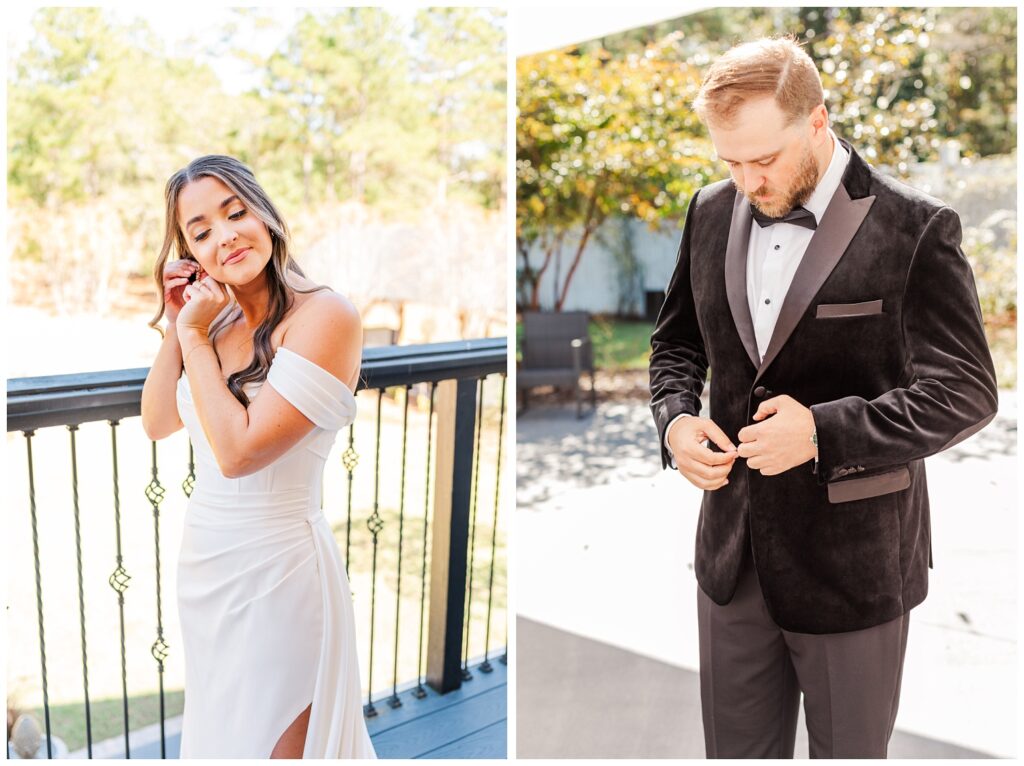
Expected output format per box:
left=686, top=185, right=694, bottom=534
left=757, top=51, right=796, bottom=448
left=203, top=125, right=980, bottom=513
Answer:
left=665, top=130, right=849, bottom=464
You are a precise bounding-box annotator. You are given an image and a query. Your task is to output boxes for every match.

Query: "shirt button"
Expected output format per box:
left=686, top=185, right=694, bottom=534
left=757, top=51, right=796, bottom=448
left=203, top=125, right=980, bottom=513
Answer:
left=764, top=298, right=771, bottom=305
left=774, top=244, right=781, bottom=250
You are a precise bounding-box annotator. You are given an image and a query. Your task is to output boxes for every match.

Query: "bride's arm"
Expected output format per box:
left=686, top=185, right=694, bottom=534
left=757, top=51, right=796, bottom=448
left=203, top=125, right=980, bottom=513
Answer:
left=179, top=294, right=361, bottom=478
left=140, top=320, right=185, bottom=440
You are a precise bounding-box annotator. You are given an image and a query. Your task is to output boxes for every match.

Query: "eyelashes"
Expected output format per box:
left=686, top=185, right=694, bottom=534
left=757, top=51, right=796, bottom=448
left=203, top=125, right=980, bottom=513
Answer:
left=194, top=209, right=247, bottom=242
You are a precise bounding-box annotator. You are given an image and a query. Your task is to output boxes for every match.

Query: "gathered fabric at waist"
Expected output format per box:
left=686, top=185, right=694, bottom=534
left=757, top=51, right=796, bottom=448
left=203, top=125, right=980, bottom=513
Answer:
left=187, top=484, right=323, bottom=528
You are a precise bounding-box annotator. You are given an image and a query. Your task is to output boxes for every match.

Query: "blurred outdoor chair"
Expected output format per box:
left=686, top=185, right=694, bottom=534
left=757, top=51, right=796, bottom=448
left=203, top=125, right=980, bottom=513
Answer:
left=517, top=310, right=597, bottom=419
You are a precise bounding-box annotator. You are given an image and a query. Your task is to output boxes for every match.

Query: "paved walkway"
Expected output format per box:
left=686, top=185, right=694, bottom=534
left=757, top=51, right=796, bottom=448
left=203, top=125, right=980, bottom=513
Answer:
left=516, top=392, right=1017, bottom=758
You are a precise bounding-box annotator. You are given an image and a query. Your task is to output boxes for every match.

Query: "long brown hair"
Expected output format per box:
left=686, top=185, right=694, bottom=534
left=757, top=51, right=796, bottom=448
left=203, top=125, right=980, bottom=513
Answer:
left=149, top=155, right=330, bottom=407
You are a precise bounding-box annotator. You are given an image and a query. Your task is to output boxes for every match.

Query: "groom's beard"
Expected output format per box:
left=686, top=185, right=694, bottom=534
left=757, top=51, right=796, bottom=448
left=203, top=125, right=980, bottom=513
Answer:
left=741, top=140, right=821, bottom=219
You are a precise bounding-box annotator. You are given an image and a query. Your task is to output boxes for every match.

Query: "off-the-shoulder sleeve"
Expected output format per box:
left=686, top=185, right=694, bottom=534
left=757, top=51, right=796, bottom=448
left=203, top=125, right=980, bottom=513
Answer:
left=266, top=346, right=357, bottom=430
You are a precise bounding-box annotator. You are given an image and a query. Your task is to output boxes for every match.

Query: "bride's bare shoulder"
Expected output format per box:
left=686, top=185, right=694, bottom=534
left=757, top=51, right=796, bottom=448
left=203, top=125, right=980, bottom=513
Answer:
left=281, top=287, right=361, bottom=362
left=279, top=290, right=361, bottom=387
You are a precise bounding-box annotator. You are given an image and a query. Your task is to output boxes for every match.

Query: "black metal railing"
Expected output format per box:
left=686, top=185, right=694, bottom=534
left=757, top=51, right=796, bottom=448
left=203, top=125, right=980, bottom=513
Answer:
left=6, top=338, right=507, bottom=759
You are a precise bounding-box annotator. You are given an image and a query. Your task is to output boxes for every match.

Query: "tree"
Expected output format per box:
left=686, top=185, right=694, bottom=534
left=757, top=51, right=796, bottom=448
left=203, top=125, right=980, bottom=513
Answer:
left=517, top=39, right=718, bottom=310
left=7, top=8, right=237, bottom=312
left=413, top=8, right=507, bottom=209
left=252, top=8, right=435, bottom=212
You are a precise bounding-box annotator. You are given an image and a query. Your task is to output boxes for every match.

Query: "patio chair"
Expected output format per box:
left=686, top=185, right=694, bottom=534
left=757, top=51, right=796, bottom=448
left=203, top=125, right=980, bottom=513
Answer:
left=518, top=310, right=597, bottom=418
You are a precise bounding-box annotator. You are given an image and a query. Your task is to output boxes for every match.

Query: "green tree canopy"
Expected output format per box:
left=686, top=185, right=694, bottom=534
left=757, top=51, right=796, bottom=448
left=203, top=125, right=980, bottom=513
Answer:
left=516, top=6, right=1016, bottom=310
left=8, top=6, right=506, bottom=304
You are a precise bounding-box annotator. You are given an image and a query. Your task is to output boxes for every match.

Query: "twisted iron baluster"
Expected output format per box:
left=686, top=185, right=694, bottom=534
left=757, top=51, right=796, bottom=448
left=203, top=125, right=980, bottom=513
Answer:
left=461, top=377, right=486, bottom=679
left=182, top=441, right=196, bottom=497
left=388, top=385, right=411, bottom=708
left=480, top=374, right=506, bottom=673
left=145, top=442, right=169, bottom=758
left=25, top=430, right=53, bottom=758
left=68, top=424, right=93, bottom=754
left=364, top=389, right=385, bottom=717
left=413, top=383, right=436, bottom=699
left=342, top=425, right=358, bottom=576
left=108, top=420, right=132, bottom=757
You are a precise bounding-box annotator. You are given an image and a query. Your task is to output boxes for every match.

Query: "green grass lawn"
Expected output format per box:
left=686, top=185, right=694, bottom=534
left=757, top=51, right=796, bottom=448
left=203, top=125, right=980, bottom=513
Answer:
left=515, top=315, right=654, bottom=372
left=587, top=316, right=654, bottom=371
left=26, top=689, right=184, bottom=753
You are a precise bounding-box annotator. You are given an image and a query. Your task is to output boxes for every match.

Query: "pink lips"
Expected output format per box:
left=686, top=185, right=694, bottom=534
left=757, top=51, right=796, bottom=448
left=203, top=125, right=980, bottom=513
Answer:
left=224, top=247, right=250, bottom=265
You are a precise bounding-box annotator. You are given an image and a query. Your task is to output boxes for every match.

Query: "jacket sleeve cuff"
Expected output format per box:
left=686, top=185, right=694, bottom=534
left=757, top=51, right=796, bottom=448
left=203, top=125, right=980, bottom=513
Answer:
left=664, top=413, right=693, bottom=470
left=810, top=397, right=859, bottom=484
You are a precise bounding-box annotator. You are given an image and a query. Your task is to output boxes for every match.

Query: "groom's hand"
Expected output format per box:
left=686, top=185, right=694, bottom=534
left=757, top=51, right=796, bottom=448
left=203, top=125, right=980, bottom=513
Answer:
left=667, top=416, right=739, bottom=491
left=737, top=395, right=817, bottom=475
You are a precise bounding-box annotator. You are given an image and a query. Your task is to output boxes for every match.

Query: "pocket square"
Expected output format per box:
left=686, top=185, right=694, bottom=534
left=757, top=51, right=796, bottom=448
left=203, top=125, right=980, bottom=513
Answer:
left=816, top=299, right=883, bottom=318
left=828, top=465, right=910, bottom=503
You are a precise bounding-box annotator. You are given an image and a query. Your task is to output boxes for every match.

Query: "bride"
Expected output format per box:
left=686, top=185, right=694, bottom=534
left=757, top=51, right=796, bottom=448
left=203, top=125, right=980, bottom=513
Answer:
left=140, top=154, right=377, bottom=758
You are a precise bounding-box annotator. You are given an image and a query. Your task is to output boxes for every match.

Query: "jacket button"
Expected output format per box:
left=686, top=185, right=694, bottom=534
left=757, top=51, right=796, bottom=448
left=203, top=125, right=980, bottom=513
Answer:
left=753, top=386, right=767, bottom=398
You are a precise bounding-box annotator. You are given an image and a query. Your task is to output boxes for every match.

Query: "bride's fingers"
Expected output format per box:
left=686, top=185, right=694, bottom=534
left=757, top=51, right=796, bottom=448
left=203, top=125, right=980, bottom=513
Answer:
left=169, top=261, right=196, bottom=277
left=198, top=278, right=222, bottom=297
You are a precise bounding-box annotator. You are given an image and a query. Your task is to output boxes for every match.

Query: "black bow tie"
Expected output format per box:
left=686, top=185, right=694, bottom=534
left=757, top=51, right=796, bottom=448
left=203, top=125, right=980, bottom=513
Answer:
left=750, top=204, right=817, bottom=230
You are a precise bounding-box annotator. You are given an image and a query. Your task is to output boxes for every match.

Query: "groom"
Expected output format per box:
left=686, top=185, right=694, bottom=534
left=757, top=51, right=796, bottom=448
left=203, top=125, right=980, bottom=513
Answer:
left=648, top=38, right=998, bottom=758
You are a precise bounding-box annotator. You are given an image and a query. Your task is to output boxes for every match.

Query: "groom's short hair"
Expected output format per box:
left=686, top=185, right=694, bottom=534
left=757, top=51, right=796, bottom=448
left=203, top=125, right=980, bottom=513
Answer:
left=693, top=37, right=824, bottom=128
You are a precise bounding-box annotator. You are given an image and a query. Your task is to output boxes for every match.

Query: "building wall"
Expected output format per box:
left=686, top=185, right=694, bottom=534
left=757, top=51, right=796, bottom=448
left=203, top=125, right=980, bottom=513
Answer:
left=521, top=217, right=682, bottom=317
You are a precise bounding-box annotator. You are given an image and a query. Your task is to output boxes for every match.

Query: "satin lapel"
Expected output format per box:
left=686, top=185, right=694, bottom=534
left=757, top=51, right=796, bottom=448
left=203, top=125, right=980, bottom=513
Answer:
left=725, top=191, right=760, bottom=370
left=754, top=181, right=876, bottom=385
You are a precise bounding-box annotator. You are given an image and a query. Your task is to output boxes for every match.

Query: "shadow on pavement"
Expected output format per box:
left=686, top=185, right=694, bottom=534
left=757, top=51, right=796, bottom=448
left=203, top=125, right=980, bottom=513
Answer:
left=516, top=402, right=662, bottom=509
left=516, top=617, right=996, bottom=759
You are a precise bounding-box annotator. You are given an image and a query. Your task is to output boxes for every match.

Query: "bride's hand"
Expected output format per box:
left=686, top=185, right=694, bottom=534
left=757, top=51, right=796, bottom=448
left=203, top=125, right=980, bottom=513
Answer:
left=177, top=274, right=230, bottom=336
left=162, top=259, right=200, bottom=323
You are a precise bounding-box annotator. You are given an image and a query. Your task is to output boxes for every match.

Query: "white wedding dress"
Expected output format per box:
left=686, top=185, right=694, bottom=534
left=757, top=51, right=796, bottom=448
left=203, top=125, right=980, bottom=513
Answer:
left=174, top=345, right=377, bottom=759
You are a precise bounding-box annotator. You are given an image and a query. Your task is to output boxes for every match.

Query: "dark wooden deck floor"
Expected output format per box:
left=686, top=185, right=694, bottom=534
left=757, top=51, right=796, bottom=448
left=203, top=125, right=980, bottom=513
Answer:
left=105, top=658, right=506, bottom=759
left=367, top=658, right=507, bottom=759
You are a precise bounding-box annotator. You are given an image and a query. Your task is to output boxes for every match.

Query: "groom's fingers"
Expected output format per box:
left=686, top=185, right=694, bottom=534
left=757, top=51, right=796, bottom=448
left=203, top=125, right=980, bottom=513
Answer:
left=679, top=462, right=731, bottom=489
left=701, top=420, right=738, bottom=454
left=682, top=455, right=733, bottom=481
left=692, top=443, right=737, bottom=466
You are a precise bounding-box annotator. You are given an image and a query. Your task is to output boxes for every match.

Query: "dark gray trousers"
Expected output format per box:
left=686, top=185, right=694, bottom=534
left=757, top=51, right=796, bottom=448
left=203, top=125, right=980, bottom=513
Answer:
left=697, top=553, right=910, bottom=758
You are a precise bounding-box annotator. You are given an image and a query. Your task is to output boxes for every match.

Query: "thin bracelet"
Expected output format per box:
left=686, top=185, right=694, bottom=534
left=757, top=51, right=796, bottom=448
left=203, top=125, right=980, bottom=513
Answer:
left=184, top=342, right=214, bottom=367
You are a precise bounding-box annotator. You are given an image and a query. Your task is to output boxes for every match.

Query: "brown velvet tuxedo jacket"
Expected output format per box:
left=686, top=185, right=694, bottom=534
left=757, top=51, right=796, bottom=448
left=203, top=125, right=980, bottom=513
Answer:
left=649, top=138, right=998, bottom=634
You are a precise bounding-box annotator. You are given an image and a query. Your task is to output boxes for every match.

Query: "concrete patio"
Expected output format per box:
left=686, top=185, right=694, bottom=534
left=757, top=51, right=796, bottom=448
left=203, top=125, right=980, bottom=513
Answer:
left=516, top=391, right=1017, bottom=758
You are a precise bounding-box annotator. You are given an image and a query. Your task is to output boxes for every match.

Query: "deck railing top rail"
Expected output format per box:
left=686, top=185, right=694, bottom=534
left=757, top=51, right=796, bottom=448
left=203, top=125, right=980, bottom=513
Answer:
left=7, top=337, right=507, bottom=432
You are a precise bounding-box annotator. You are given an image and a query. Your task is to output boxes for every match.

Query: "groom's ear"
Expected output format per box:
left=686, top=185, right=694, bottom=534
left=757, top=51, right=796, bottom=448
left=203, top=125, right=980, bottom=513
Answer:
left=809, top=103, right=829, bottom=135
